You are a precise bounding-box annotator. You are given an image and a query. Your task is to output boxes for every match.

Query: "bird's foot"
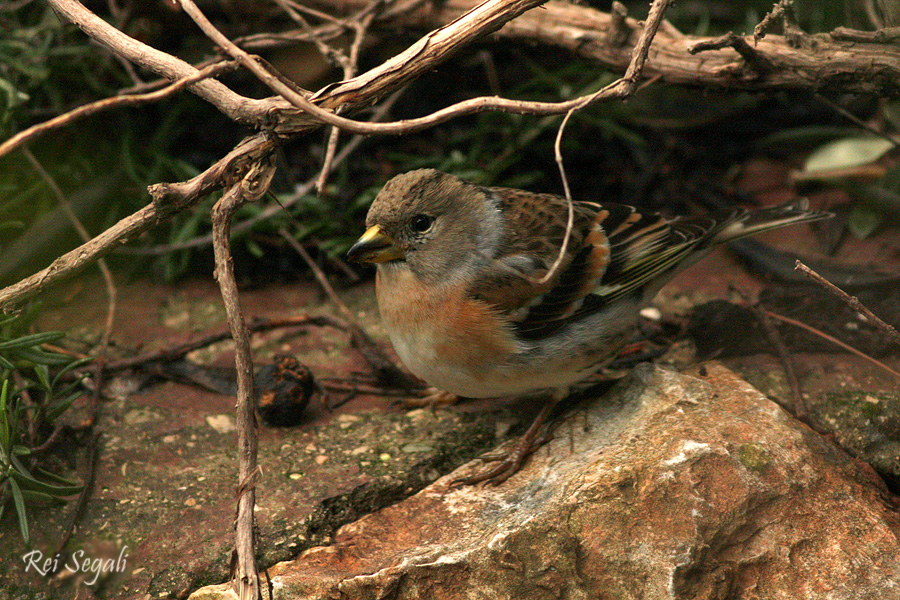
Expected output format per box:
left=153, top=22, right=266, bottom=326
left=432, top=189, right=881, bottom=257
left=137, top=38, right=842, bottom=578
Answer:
left=394, top=388, right=460, bottom=411
left=451, top=401, right=557, bottom=487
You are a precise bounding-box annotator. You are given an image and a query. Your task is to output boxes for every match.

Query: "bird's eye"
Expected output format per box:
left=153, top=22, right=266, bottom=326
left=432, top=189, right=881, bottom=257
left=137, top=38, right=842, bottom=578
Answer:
left=409, top=214, right=433, bottom=233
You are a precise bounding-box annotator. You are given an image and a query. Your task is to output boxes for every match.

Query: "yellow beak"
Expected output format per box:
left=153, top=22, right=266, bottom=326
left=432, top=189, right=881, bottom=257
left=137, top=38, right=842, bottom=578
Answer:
left=346, top=225, right=405, bottom=263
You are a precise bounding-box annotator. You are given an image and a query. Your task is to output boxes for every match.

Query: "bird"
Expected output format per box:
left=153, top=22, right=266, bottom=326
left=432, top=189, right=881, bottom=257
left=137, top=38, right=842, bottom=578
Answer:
left=347, top=168, right=830, bottom=485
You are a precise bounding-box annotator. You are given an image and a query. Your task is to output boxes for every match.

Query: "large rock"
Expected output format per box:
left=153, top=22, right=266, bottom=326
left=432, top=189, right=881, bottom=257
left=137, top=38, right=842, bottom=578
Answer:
left=190, top=364, right=900, bottom=600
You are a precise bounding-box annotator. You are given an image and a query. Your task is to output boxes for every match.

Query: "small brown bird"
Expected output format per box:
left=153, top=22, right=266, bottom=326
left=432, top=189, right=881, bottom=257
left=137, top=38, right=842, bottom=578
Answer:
left=348, top=169, right=829, bottom=484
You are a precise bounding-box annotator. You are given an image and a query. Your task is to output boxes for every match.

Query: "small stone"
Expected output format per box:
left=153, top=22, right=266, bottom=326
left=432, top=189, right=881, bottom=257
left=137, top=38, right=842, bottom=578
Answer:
left=640, top=306, right=662, bottom=321
left=124, top=409, right=162, bottom=425
left=401, top=443, right=433, bottom=454
left=206, top=414, right=235, bottom=434
left=337, top=414, right=362, bottom=430
left=315, top=455, right=329, bottom=465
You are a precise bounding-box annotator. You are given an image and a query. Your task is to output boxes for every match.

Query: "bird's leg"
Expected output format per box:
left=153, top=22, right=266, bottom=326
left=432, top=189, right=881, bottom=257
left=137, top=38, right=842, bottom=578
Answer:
left=451, top=397, right=560, bottom=487
left=394, top=388, right=460, bottom=411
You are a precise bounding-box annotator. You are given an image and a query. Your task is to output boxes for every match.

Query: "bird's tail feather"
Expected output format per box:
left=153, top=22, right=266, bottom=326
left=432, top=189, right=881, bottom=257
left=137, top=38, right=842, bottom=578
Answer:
left=711, top=199, right=831, bottom=245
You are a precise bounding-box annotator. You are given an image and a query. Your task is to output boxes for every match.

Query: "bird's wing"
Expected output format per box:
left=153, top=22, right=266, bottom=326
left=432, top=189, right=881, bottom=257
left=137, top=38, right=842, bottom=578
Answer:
left=471, top=187, right=732, bottom=340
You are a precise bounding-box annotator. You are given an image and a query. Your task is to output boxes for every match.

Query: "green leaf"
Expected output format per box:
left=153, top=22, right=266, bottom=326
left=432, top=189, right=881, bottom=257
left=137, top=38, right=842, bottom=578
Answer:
left=20, top=488, right=67, bottom=506
left=885, top=101, right=900, bottom=131
left=9, top=452, right=33, bottom=478
left=804, top=137, right=895, bottom=173
left=7, top=347, right=72, bottom=366
left=8, top=476, right=30, bottom=545
left=245, top=238, right=264, bottom=259
left=10, top=469, right=83, bottom=497
left=848, top=204, right=883, bottom=239
left=0, top=314, right=20, bottom=328
left=0, top=331, right=64, bottom=351
left=33, top=364, right=51, bottom=391
left=51, top=357, right=92, bottom=387
left=33, top=466, right=81, bottom=487
left=0, top=380, right=9, bottom=451
left=756, top=126, right=859, bottom=150
left=45, top=395, right=76, bottom=422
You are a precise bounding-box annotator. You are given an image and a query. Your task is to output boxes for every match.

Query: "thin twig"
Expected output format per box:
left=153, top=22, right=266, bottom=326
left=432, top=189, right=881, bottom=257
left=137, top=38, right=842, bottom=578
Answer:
left=813, top=94, right=900, bottom=147
left=117, top=87, right=406, bottom=257
left=688, top=32, right=774, bottom=75
left=54, top=430, right=99, bottom=558
left=211, top=158, right=277, bottom=600
left=278, top=228, right=353, bottom=319
left=754, top=0, right=804, bottom=44
left=315, top=7, right=377, bottom=192
left=535, top=0, right=673, bottom=285
left=276, top=0, right=346, bottom=26
left=794, top=261, right=900, bottom=346
left=753, top=306, right=806, bottom=420
left=177, top=0, right=656, bottom=137
left=754, top=0, right=789, bottom=42
left=54, top=361, right=103, bottom=558
left=315, top=6, right=380, bottom=192
left=0, top=60, right=238, bottom=159
left=273, top=0, right=356, bottom=194
left=22, top=148, right=118, bottom=350
left=539, top=107, right=577, bottom=286
left=761, top=308, right=900, bottom=380
left=830, top=26, right=900, bottom=43
left=99, top=316, right=333, bottom=373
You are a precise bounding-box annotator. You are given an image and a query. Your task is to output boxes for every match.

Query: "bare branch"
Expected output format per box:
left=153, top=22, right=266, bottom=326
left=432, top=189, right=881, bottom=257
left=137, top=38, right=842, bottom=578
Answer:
left=210, top=157, right=277, bottom=600
left=23, top=149, right=118, bottom=349
left=541, top=0, right=673, bottom=286
left=762, top=309, right=900, bottom=380
left=689, top=32, right=775, bottom=76
left=302, top=0, right=900, bottom=96
left=46, top=0, right=276, bottom=124
left=0, top=61, right=237, bottom=160
left=794, top=261, right=900, bottom=347
left=0, top=134, right=277, bottom=310
left=830, top=26, right=900, bottom=43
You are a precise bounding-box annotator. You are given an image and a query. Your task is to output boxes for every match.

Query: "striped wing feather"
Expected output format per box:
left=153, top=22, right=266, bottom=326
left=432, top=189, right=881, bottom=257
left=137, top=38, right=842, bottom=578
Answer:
left=473, top=188, right=740, bottom=340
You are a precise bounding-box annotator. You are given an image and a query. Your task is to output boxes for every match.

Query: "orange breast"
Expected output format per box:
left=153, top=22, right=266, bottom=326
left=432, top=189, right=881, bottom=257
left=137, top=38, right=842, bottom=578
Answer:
left=376, top=268, right=515, bottom=374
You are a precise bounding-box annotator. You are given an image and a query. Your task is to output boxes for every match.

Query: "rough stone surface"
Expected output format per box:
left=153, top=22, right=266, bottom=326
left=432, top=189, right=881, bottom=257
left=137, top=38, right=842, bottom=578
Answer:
left=189, top=363, right=900, bottom=600
left=726, top=353, right=900, bottom=492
